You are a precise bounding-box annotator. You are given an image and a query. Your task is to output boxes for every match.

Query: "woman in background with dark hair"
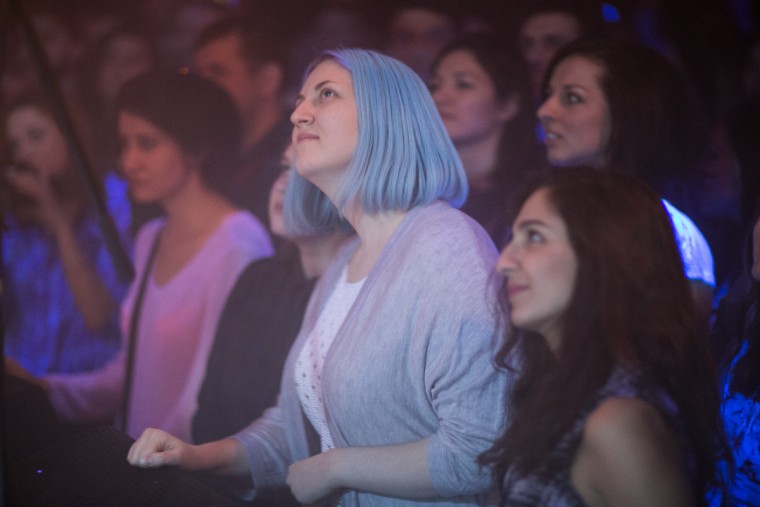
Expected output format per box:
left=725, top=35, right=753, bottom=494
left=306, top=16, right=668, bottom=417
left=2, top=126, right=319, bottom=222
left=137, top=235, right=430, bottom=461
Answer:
left=2, top=92, right=131, bottom=377
left=709, top=211, right=760, bottom=506
left=484, top=168, right=722, bottom=506
left=12, top=71, right=273, bottom=442
left=429, top=32, right=544, bottom=246
left=537, top=37, right=717, bottom=318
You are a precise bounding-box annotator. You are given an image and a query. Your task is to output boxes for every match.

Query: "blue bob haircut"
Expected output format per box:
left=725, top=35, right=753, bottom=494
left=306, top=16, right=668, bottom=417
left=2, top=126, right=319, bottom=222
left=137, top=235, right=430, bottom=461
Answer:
left=284, top=48, right=467, bottom=235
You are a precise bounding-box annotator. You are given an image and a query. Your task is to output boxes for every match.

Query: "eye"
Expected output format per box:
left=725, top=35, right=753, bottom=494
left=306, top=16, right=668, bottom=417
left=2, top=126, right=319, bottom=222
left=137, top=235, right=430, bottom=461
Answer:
left=319, top=88, right=335, bottom=100
left=562, top=91, right=583, bottom=105
left=527, top=229, right=544, bottom=243
left=455, top=79, right=475, bottom=91
left=136, top=134, right=157, bottom=151
left=28, top=127, right=45, bottom=143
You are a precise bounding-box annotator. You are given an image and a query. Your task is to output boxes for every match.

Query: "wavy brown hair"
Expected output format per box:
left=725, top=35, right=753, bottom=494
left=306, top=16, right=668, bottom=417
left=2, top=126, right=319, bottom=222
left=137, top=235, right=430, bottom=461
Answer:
left=481, top=168, right=722, bottom=501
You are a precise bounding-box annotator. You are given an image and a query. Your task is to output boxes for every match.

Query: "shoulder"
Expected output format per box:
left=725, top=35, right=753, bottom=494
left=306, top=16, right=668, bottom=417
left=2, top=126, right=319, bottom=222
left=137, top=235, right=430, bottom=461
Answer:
left=397, top=202, right=497, bottom=266
left=215, top=211, right=273, bottom=252
left=573, top=397, right=693, bottom=506
left=135, top=217, right=166, bottom=249
left=584, top=397, right=672, bottom=447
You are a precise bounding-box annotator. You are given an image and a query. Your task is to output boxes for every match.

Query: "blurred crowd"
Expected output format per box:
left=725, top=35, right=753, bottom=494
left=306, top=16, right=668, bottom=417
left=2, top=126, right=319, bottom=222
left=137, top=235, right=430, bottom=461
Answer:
left=2, top=0, right=760, bottom=505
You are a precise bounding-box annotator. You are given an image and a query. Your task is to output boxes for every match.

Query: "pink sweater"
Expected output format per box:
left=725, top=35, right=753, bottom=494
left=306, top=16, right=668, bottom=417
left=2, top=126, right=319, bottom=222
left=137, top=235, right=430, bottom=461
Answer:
left=46, top=211, right=273, bottom=441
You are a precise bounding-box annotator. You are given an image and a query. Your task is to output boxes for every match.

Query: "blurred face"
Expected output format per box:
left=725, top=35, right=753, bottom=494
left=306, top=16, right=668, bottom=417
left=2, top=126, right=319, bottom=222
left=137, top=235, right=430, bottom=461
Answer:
left=290, top=60, right=358, bottom=199
left=269, top=143, right=295, bottom=237
left=98, top=34, right=155, bottom=103
left=518, top=12, right=581, bottom=95
left=6, top=105, right=68, bottom=177
left=753, top=216, right=760, bottom=281
left=118, top=111, right=196, bottom=204
left=497, top=188, right=577, bottom=351
left=385, top=8, right=456, bottom=79
left=194, top=33, right=261, bottom=117
left=429, top=49, right=516, bottom=147
left=537, top=56, right=611, bottom=168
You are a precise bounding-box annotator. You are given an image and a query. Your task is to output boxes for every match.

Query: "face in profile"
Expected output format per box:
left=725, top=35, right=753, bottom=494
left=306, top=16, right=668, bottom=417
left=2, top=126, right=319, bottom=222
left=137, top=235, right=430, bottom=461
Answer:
left=753, top=216, right=760, bottom=282
left=518, top=11, right=581, bottom=95
left=6, top=105, right=69, bottom=178
left=497, top=187, right=578, bottom=351
left=194, top=33, right=261, bottom=117
left=118, top=111, right=197, bottom=204
left=290, top=59, right=358, bottom=199
left=537, top=56, right=611, bottom=168
left=268, top=143, right=295, bottom=238
left=429, top=49, right=517, bottom=148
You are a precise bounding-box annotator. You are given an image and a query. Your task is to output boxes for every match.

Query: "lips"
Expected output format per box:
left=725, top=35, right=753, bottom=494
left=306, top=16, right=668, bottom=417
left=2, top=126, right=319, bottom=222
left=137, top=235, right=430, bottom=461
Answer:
left=506, top=284, right=527, bottom=301
left=296, top=133, right=319, bottom=143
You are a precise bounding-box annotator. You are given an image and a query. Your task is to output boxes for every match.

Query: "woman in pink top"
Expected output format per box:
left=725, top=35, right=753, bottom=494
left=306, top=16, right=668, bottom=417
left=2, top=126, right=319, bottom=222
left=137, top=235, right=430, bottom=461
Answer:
left=19, top=71, right=273, bottom=441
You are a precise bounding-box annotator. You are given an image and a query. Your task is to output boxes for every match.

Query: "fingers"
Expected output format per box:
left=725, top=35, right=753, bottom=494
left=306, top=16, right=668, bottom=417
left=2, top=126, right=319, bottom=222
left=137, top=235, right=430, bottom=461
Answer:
left=126, top=428, right=183, bottom=468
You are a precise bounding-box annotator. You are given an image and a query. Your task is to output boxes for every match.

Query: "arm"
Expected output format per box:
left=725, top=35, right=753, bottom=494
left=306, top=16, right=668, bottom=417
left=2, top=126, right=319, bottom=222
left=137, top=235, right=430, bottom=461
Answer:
left=571, top=397, right=695, bottom=507
left=51, top=212, right=116, bottom=331
left=127, top=428, right=251, bottom=476
left=287, top=438, right=436, bottom=504
left=7, top=169, right=115, bottom=331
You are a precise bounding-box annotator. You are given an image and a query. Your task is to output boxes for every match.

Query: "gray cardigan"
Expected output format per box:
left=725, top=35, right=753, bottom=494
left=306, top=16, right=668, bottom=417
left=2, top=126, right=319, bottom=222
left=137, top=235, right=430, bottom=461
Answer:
left=234, top=201, right=511, bottom=506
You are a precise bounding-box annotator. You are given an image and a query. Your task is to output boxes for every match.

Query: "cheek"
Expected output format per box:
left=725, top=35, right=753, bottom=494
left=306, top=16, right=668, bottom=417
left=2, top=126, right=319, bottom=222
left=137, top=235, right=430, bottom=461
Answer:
left=550, top=259, right=577, bottom=311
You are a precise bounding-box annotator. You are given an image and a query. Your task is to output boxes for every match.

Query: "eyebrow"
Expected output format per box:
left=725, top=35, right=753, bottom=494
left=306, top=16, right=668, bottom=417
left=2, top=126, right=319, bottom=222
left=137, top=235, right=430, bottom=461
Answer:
left=294, top=79, right=336, bottom=106
left=515, top=218, right=548, bottom=230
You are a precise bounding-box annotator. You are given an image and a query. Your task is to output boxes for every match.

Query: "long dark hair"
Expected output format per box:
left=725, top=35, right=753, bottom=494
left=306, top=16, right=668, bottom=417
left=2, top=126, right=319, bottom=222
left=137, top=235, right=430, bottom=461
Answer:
left=432, top=32, right=544, bottom=193
left=542, top=38, right=710, bottom=192
left=481, top=168, right=721, bottom=500
left=711, top=211, right=760, bottom=396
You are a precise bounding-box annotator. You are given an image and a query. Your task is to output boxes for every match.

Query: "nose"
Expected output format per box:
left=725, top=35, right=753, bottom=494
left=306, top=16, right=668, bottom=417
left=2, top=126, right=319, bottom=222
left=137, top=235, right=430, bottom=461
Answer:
left=119, top=143, right=139, bottom=175
left=496, top=242, right=518, bottom=277
left=430, top=83, right=448, bottom=106
left=536, top=94, right=557, bottom=124
left=290, top=99, right=313, bottom=127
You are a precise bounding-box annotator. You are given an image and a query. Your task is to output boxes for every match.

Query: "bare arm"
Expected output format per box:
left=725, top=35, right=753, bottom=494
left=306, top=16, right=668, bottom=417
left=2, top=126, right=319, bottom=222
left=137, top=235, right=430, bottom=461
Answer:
left=571, top=398, right=695, bottom=507
left=51, top=214, right=116, bottom=331
left=8, top=169, right=115, bottom=331
left=286, top=438, right=436, bottom=504
left=127, top=428, right=251, bottom=476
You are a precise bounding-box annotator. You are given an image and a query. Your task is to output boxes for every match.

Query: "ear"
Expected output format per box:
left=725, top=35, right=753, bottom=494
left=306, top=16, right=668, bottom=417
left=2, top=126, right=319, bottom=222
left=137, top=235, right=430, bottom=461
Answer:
left=497, top=93, right=520, bottom=123
left=255, top=62, right=284, bottom=96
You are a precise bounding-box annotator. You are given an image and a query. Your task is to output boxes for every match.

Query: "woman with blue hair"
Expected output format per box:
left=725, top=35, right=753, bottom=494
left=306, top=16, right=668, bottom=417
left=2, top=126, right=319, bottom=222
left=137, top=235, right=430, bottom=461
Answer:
left=127, top=49, right=509, bottom=505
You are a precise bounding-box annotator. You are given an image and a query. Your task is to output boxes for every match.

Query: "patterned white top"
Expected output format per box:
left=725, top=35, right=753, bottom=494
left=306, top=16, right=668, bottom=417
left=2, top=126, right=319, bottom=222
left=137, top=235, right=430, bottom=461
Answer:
left=295, top=265, right=365, bottom=451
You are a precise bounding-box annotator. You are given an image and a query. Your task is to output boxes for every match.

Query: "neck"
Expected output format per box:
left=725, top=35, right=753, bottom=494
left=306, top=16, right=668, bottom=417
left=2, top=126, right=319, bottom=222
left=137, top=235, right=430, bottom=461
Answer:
left=161, top=175, right=234, bottom=235
left=455, top=127, right=503, bottom=192
left=242, top=100, right=282, bottom=152
left=294, top=232, right=349, bottom=279
left=343, top=203, right=406, bottom=282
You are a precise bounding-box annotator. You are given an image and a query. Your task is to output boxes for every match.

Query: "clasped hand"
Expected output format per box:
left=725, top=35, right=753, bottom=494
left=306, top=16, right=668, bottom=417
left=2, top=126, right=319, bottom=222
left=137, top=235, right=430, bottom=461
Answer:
left=127, top=428, right=189, bottom=468
left=287, top=449, right=343, bottom=504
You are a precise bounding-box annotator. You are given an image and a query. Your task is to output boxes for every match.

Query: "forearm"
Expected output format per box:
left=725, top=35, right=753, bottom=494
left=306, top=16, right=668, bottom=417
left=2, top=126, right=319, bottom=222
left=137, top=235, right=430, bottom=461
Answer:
left=184, top=438, right=252, bottom=477
left=53, top=221, right=116, bottom=331
left=327, top=439, right=437, bottom=498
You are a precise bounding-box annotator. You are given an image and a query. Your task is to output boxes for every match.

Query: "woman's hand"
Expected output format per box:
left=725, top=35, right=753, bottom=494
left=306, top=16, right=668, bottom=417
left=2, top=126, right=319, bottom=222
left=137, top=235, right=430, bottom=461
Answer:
left=286, top=449, right=342, bottom=504
left=127, top=430, right=252, bottom=477
left=127, top=428, right=190, bottom=469
left=4, top=166, right=76, bottom=233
